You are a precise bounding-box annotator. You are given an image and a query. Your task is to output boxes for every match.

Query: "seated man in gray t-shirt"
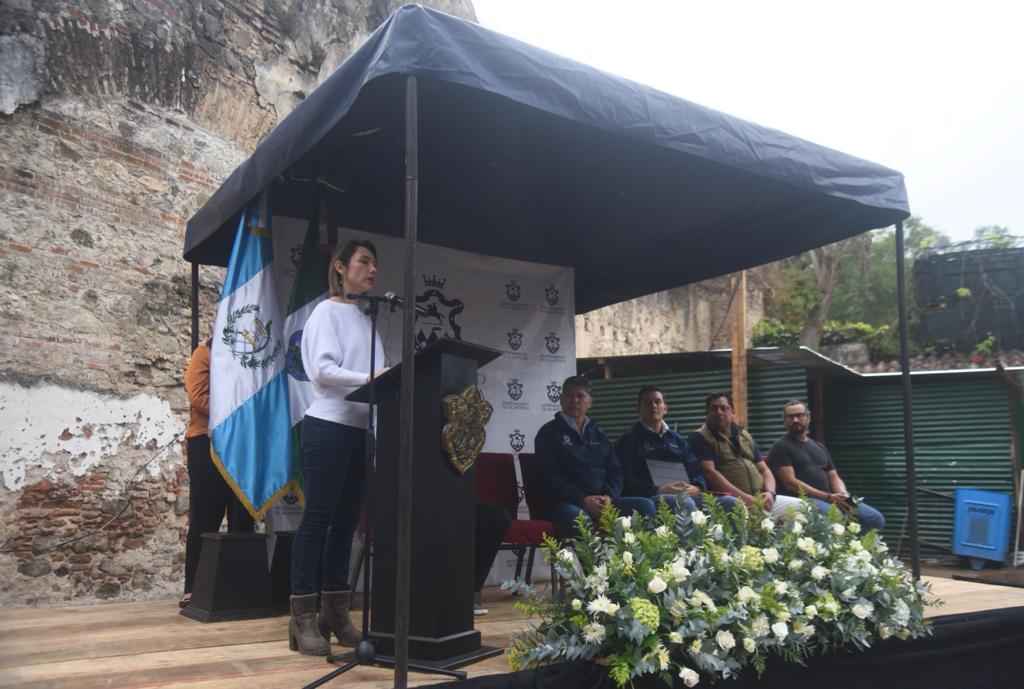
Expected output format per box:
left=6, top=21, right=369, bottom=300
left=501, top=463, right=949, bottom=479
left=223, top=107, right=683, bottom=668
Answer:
left=767, top=400, right=885, bottom=531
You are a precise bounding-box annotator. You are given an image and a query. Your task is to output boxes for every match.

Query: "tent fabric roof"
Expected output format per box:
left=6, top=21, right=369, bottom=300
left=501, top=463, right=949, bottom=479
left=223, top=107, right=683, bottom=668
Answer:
left=184, top=4, right=910, bottom=314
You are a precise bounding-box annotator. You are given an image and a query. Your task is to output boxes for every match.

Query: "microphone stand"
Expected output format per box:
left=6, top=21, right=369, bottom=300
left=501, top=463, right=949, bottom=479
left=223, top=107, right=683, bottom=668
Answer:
left=305, top=293, right=465, bottom=689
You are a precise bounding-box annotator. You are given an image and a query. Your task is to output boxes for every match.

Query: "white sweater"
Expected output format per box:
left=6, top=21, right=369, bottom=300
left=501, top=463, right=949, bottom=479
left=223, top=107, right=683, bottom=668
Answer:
left=301, top=299, right=385, bottom=429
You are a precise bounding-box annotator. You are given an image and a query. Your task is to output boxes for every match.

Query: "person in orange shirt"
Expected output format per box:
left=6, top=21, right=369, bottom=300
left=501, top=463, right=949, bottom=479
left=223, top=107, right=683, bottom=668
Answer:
left=182, top=340, right=254, bottom=608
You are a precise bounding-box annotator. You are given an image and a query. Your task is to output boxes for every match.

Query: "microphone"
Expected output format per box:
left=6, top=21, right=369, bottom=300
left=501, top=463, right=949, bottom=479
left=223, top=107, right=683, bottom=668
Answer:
left=346, top=292, right=428, bottom=315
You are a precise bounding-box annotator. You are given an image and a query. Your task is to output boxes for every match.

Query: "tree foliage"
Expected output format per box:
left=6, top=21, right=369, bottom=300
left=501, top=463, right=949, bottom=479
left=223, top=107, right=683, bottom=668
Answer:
left=759, top=217, right=953, bottom=355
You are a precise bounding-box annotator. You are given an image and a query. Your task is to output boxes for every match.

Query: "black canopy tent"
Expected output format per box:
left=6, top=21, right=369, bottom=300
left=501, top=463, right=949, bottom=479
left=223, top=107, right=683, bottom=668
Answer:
left=183, top=5, right=918, bottom=685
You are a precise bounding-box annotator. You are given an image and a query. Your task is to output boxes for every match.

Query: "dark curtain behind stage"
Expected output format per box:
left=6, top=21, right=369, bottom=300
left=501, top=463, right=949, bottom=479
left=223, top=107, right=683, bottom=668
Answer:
left=435, top=606, right=1024, bottom=689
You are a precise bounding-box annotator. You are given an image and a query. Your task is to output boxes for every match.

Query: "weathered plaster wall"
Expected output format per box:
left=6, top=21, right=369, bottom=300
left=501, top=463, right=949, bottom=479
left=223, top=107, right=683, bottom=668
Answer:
left=576, top=270, right=769, bottom=356
left=0, top=0, right=475, bottom=608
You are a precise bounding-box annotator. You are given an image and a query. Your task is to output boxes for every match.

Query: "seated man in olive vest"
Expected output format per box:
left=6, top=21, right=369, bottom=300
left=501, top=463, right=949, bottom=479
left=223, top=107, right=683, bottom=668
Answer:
left=687, top=391, right=802, bottom=521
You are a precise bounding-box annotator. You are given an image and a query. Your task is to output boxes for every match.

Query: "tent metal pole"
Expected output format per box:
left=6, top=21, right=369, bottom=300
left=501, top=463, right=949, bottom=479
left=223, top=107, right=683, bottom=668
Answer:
left=393, top=74, right=419, bottom=689
left=190, top=262, right=199, bottom=352
left=895, top=220, right=921, bottom=579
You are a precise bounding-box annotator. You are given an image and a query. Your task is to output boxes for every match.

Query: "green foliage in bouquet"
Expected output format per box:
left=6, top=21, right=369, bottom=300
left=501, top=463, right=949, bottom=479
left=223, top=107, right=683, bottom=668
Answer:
left=506, top=498, right=936, bottom=688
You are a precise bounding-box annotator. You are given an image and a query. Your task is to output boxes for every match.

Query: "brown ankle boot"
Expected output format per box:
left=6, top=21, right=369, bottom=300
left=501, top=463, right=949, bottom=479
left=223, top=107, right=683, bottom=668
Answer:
left=318, top=590, right=362, bottom=646
left=289, top=593, right=330, bottom=655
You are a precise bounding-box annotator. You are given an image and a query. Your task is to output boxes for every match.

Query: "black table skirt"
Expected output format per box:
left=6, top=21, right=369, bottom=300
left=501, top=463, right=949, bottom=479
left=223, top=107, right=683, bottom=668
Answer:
left=432, top=606, right=1024, bottom=689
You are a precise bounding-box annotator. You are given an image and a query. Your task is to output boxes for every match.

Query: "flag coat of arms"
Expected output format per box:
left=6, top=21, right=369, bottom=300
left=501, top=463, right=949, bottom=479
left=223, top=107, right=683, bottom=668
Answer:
left=209, top=194, right=293, bottom=517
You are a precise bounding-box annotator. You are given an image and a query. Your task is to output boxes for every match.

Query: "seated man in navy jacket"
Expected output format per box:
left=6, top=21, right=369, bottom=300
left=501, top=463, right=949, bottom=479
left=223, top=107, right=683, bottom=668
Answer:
left=616, top=386, right=737, bottom=513
left=535, top=375, right=657, bottom=535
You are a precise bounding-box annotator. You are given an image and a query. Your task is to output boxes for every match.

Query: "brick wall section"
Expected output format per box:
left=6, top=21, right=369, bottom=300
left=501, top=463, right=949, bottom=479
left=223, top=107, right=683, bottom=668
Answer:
left=0, top=0, right=479, bottom=608
left=5, top=467, right=189, bottom=606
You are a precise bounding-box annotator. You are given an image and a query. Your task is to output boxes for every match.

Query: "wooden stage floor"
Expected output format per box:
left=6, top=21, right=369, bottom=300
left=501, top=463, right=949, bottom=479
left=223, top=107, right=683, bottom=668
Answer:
left=2, top=576, right=1023, bottom=689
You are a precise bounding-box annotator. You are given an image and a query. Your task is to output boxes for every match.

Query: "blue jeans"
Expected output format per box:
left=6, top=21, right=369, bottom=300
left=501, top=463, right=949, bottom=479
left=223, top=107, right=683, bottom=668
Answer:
left=809, top=497, right=885, bottom=531
left=693, top=492, right=741, bottom=513
left=291, top=416, right=367, bottom=594
left=550, top=496, right=657, bottom=535
left=650, top=493, right=697, bottom=514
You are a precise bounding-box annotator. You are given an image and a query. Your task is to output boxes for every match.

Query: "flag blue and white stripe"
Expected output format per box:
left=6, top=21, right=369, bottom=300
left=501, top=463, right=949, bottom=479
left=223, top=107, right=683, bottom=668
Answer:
left=209, top=194, right=293, bottom=517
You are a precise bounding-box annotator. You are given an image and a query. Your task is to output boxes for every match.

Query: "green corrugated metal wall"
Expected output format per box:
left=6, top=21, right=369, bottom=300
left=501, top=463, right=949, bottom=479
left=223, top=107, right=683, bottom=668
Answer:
left=588, top=365, right=808, bottom=450
left=823, top=378, right=1016, bottom=556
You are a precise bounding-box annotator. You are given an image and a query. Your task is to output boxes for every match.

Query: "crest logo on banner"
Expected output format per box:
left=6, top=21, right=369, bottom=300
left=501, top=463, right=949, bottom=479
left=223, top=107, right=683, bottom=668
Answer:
left=544, top=284, right=560, bottom=306
left=289, top=244, right=303, bottom=268
left=546, top=381, right=562, bottom=403
left=507, top=328, right=523, bottom=351
left=509, top=429, right=526, bottom=453
left=544, top=332, right=561, bottom=354
left=505, top=280, right=522, bottom=302
left=507, top=378, right=524, bottom=401
left=222, top=304, right=282, bottom=369
left=286, top=330, right=309, bottom=381
left=415, top=274, right=464, bottom=350
left=282, top=490, right=300, bottom=506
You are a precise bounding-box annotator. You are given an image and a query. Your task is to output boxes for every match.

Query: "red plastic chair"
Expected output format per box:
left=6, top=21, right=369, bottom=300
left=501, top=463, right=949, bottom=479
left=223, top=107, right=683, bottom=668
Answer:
left=475, top=452, right=555, bottom=584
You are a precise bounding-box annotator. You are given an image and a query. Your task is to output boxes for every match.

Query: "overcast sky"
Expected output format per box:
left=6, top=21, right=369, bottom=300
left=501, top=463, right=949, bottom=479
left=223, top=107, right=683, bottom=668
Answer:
left=473, top=0, right=1023, bottom=241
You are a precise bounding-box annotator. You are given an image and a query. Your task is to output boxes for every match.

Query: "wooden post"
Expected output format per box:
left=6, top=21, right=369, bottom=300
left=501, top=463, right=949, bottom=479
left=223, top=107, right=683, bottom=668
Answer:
left=731, top=270, right=748, bottom=426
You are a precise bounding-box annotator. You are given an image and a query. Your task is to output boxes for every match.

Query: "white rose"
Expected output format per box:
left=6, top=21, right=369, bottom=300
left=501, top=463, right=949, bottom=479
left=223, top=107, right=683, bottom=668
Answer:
left=691, top=511, right=708, bottom=526
left=788, top=559, right=804, bottom=571
left=832, top=523, right=845, bottom=536
left=794, top=620, right=816, bottom=638
left=743, top=637, right=756, bottom=652
left=810, top=565, right=829, bottom=581
left=678, top=666, right=700, bottom=687
left=762, top=547, right=779, bottom=564
left=619, top=516, right=632, bottom=530
left=791, top=520, right=804, bottom=534
left=715, top=629, right=736, bottom=650
left=711, top=524, right=724, bottom=541
left=671, top=558, right=691, bottom=582
left=776, top=610, right=790, bottom=622
left=804, top=604, right=818, bottom=618
left=558, top=548, right=575, bottom=563
left=771, top=621, right=789, bottom=640
left=848, top=521, right=862, bottom=534
left=622, top=551, right=634, bottom=566
left=841, top=587, right=856, bottom=602
left=760, top=518, right=775, bottom=531
left=668, top=631, right=683, bottom=644
left=655, top=525, right=671, bottom=538
left=571, top=598, right=582, bottom=611
left=878, top=624, right=892, bottom=639
left=737, top=586, right=758, bottom=604
left=794, top=510, right=808, bottom=523
left=648, top=575, right=668, bottom=594
left=624, top=532, right=637, bottom=544
left=774, top=580, right=788, bottom=595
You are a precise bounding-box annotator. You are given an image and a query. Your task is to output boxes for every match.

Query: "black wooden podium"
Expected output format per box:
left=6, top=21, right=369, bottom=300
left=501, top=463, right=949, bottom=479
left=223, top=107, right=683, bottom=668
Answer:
left=347, top=337, right=502, bottom=668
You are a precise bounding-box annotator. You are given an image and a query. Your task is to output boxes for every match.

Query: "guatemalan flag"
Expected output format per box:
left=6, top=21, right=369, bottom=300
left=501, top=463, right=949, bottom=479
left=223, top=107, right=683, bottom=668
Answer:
left=209, top=193, right=293, bottom=518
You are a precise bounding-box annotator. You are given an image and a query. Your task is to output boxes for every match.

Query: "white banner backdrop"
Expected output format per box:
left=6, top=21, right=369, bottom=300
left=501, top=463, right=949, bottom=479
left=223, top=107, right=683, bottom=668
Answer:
left=271, top=218, right=576, bottom=455
left=268, top=219, right=573, bottom=585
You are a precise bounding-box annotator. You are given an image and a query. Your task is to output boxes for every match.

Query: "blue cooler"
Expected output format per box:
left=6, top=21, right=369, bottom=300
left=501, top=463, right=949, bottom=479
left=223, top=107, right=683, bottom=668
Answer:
left=952, top=488, right=1012, bottom=570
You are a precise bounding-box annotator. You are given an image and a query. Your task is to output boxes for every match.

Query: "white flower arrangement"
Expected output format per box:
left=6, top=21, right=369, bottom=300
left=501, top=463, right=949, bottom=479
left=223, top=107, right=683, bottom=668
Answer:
left=506, top=497, right=935, bottom=687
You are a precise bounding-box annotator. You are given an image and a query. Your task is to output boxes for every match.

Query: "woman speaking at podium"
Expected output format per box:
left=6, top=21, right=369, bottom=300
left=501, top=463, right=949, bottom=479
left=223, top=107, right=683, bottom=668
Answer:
left=289, top=239, right=386, bottom=655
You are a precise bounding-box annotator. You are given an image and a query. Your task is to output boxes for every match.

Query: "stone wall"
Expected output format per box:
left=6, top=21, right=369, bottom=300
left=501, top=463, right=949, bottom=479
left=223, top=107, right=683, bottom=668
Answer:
left=576, top=270, right=769, bottom=356
left=0, top=0, right=475, bottom=608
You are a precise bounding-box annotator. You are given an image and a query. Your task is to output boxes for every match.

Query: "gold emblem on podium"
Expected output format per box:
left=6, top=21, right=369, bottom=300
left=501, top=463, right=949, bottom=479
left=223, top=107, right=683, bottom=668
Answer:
left=442, top=384, right=493, bottom=474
